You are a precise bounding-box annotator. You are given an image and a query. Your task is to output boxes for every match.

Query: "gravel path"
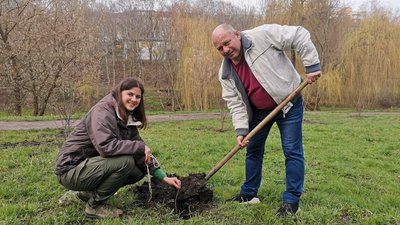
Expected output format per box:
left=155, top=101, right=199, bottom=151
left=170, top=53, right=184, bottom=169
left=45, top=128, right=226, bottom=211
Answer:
left=1, top=111, right=399, bottom=131
left=0, top=112, right=225, bottom=131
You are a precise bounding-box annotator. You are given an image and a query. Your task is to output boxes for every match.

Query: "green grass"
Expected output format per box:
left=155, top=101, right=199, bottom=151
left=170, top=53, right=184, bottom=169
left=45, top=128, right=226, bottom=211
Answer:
left=0, top=111, right=399, bottom=224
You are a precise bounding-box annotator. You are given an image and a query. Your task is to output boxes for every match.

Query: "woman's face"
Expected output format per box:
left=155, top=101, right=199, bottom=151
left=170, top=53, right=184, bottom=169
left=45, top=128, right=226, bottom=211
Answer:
left=121, top=87, right=142, bottom=112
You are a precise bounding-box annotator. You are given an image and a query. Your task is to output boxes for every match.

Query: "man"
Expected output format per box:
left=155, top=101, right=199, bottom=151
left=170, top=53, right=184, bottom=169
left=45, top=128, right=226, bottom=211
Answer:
left=211, top=24, right=321, bottom=217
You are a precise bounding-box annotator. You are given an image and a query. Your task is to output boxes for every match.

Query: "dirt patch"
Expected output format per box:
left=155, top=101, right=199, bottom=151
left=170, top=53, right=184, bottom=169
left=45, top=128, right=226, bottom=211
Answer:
left=191, top=126, right=227, bottom=132
left=0, top=140, right=60, bottom=149
left=133, top=173, right=213, bottom=219
left=0, top=140, right=42, bottom=149
left=303, top=119, right=326, bottom=124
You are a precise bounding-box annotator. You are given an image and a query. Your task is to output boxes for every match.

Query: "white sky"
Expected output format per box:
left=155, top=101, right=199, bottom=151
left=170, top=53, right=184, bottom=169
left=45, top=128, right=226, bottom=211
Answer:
left=350, top=0, right=400, bottom=10
left=220, top=0, right=400, bottom=11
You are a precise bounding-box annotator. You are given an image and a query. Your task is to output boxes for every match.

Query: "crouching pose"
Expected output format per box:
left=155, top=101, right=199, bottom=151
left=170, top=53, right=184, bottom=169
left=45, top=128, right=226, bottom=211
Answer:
left=55, top=77, right=181, bottom=219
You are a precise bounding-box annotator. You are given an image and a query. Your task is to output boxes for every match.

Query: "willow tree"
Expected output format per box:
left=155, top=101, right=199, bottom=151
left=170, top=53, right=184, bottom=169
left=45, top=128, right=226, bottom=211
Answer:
left=337, top=12, right=400, bottom=109
left=263, top=0, right=352, bottom=110
left=172, top=10, right=221, bottom=111
left=300, top=0, right=352, bottom=110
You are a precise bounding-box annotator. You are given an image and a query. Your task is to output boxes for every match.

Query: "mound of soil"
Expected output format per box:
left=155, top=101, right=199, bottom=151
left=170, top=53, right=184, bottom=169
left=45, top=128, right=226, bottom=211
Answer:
left=133, top=173, right=213, bottom=219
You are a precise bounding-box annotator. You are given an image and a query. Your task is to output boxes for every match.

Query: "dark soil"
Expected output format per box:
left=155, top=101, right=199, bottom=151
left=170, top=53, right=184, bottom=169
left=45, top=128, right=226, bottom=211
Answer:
left=0, top=140, right=61, bottom=149
left=133, top=173, right=213, bottom=219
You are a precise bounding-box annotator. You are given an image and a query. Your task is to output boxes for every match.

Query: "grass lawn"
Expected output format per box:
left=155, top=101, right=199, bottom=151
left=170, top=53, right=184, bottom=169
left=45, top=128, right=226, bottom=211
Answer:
left=0, top=111, right=399, bottom=224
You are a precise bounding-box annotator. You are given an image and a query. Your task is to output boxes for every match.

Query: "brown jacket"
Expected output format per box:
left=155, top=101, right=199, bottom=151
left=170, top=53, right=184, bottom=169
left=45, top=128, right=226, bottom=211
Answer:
left=55, top=93, right=150, bottom=175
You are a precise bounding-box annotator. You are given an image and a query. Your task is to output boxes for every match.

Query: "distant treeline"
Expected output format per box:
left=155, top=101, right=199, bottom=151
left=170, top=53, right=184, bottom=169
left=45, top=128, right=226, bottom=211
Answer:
left=1, top=0, right=399, bottom=116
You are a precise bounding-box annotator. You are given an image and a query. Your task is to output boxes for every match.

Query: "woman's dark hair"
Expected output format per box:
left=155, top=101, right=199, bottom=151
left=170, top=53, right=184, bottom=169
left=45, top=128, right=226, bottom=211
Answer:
left=112, top=78, right=147, bottom=129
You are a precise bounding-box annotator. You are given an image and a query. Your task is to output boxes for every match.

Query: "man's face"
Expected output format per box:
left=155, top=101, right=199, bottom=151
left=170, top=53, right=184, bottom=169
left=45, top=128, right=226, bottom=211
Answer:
left=212, top=29, right=242, bottom=63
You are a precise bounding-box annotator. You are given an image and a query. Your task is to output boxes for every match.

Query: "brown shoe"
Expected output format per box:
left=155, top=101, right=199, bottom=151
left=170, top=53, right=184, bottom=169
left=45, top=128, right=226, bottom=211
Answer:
left=76, top=191, right=94, bottom=202
left=85, top=203, right=123, bottom=219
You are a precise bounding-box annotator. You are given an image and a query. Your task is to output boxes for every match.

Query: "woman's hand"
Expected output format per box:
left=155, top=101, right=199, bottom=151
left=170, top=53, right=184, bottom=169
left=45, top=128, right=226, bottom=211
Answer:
left=163, top=177, right=181, bottom=189
left=144, top=145, right=151, bottom=164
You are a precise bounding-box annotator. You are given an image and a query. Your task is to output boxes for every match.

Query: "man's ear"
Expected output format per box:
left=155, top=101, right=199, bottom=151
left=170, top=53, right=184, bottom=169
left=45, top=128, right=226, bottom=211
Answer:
left=235, top=30, right=241, bottom=38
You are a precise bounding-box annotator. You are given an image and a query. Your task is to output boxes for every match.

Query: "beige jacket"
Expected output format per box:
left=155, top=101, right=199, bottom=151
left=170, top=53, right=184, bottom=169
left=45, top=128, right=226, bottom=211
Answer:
left=218, top=24, right=321, bottom=136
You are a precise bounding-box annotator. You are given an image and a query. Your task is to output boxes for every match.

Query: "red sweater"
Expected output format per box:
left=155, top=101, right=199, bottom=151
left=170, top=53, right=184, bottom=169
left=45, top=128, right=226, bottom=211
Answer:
left=232, top=57, right=277, bottom=110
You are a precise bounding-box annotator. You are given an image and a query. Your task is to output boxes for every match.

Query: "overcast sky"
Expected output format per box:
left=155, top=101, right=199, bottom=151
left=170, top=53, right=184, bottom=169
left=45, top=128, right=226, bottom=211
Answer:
left=350, top=0, right=400, bottom=10
left=220, top=0, right=400, bottom=11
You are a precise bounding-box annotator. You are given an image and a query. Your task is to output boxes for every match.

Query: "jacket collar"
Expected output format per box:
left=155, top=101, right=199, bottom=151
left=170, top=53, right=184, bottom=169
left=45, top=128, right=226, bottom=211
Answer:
left=240, top=32, right=252, bottom=50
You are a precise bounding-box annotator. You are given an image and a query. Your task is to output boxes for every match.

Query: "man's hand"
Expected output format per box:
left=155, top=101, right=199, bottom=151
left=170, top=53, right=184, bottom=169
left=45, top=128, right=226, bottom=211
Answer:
left=163, top=177, right=181, bottom=189
left=236, top=135, right=249, bottom=148
left=305, top=70, right=321, bottom=84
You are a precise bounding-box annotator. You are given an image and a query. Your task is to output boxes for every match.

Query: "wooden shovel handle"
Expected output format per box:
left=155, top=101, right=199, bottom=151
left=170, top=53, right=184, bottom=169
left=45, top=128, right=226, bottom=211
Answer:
left=205, top=80, right=309, bottom=180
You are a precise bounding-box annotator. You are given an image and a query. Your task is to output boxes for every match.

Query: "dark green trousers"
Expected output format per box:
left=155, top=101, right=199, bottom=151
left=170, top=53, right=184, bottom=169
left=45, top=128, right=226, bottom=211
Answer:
left=58, top=155, right=144, bottom=206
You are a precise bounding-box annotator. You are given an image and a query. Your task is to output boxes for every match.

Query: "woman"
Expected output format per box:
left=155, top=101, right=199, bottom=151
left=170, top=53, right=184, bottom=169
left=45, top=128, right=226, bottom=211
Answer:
left=55, top=78, right=181, bottom=219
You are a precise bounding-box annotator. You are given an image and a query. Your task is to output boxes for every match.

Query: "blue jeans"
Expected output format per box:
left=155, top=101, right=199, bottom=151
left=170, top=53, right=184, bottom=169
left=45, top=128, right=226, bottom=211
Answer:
left=240, top=97, right=304, bottom=204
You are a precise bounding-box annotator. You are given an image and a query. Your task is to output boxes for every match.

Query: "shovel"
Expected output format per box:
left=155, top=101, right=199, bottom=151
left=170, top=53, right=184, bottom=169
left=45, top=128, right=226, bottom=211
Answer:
left=205, top=80, right=309, bottom=180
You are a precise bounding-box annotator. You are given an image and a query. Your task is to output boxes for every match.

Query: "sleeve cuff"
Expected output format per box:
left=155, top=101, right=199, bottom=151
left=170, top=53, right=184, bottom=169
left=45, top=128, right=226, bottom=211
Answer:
left=305, top=63, right=321, bottom=73
left=236, top=128, right=249, bottom=137
left=153, top=168, right=167, bottom=182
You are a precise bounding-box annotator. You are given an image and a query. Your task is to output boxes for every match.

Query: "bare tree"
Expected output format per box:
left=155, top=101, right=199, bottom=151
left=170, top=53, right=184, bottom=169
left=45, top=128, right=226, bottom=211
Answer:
left=0, top=0, right=33, bottom=115
left=0, top=0, right=102, bottom=116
